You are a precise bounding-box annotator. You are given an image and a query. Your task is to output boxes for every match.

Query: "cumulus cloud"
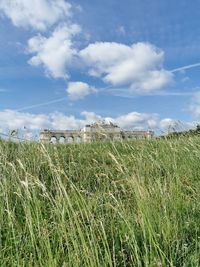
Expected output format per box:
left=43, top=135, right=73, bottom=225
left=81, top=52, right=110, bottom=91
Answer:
left=80, top=112, right=159, bottom=130
left=0, top=110, right=85, bottom=132
left=27, top=37, right=173, bottom=94
left=81, top=111, right=102, bottom=123
left=0, top=1, right=175, bottom=96
left=0, top=109, right=160, bottom=132
left=112, top=112, right=159, bottom=130
left=80, top=42, right=173, bottom=93
left=48, top=112, right=85, bottom=130
left=50, top=110, right=152, bottom=130
left=28, top=24, right=81, bottom=79
left=0, top=110, right=94, bottom=132
left=0, top=0, right=71, bottom=31
left=67, top=82, right=97, bottom=100
left=0, top=109, right=49, bottom=130
left=0, top=109, right=196, bottom=137
left=159, top=118, right=196, bottom=133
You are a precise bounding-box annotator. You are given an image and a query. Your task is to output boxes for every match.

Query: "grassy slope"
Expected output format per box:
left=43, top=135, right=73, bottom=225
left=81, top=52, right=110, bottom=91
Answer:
left=0, top=138, right=199, bottom=267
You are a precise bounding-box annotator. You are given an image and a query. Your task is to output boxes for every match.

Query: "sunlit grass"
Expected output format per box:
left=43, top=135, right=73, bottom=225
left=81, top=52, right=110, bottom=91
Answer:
left=0, top=137, right=199, bottom=266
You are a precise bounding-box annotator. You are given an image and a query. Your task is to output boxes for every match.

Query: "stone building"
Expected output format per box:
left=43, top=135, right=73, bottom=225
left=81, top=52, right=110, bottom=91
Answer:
left=40, top=121, right=154, bottom=144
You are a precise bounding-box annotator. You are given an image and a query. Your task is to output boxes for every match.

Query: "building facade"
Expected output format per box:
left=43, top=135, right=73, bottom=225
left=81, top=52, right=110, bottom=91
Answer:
left=40, top=121, right=154, bottom=144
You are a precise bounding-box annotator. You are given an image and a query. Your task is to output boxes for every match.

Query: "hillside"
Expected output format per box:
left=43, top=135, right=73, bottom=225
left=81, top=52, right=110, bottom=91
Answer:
left=0, top=138, right=199, bottom=266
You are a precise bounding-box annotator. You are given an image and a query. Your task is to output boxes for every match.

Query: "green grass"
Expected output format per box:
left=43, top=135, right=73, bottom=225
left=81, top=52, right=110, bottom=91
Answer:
left=0, top=137, right=199, bottom=266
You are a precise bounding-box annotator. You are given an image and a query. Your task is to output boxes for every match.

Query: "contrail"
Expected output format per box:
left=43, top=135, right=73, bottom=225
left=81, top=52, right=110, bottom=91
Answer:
left=16, top=97, right=67, bottom=112
left=15, top=85, right=112, bottom=112
left=171, top=63, right=200, bottom=73
left=8, top=65, right=200, bottom=113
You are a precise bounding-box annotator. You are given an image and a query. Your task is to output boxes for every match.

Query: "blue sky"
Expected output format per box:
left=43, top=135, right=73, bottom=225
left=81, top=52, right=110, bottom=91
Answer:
left=0, top=0, right=200, bottom=134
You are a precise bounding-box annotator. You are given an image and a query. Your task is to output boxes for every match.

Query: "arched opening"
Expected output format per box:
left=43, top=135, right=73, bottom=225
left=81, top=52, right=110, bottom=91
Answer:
left=67, top=136, right=74, bottom=143
left=59, top=136, right=66, bottom=144
left=50, top=136, right=57, bottom=144
left=75, top=136, right=82, bottom=143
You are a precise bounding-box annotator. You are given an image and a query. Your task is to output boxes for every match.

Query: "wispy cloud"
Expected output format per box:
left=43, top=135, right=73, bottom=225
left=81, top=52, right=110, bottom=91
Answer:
left=0, top=88, right=9, bottom=93
left=107, top=88, right=195, bottom=98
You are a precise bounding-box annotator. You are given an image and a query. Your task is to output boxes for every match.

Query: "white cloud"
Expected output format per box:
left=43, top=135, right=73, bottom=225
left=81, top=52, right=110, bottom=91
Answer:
left=80, top=42, right=173, bottom=93
left=159, top=118, right=196, bottom=133
left=0, top=110, right=85, bottom=132
left=0, top=110, right=93, bottom=132
left=0, top=109, right=49, bottom=130
left=81, top=111, right=159, bottom=130
left=28, top=24, right=81, bottom=79
left=67, top=82, right=97, bottom=100
left=113, top=112, right=159, bottom=130
left=81, top=111, right=102, bottom=122
left=0, top=109, right=196, bottom=137
left=0, top=1, right=174, bottom=95
left=159, top=118, right=180, bottom=132
left=49, top=112, right=85, bottom=130
left=0, top=0, right=176, bottom=98
left=0, top=109, right=159, bottom=132
left=0, top=0, right=71, bottom=31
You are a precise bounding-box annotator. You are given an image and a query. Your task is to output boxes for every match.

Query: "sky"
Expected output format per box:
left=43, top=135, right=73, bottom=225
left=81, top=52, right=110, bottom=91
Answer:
left=1, top=0, right=200, bottom=136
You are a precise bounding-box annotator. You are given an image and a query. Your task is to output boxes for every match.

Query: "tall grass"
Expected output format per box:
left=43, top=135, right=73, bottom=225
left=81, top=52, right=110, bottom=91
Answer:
left=0, top=137, right=199, bottom=266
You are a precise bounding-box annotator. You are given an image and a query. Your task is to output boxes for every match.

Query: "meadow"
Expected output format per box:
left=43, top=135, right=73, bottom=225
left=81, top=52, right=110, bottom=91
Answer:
left=0, top=137, right=199, bottom=267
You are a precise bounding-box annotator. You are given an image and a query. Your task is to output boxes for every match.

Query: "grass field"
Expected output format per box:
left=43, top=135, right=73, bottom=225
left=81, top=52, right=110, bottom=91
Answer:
left=0, top=137, right=199, bottom=267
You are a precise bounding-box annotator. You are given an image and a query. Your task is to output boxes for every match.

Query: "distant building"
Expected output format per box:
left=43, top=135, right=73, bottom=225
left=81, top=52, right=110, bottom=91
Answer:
left=40, top=121, right=154, bottom=144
